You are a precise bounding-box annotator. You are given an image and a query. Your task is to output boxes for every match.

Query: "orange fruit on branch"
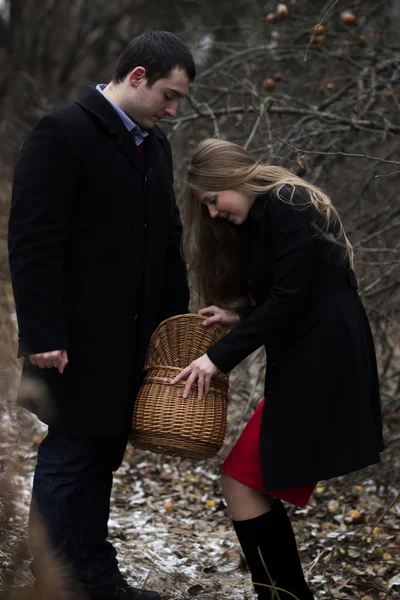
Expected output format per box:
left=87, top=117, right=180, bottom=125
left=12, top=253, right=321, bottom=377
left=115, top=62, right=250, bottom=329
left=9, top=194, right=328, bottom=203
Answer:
left=276, top=4, right=289, bottom=20
left=313, top=24, right=325, bottom=35
left=342, top=11, right=357, bottom=25
left=263, top=78, right=276, bottom=90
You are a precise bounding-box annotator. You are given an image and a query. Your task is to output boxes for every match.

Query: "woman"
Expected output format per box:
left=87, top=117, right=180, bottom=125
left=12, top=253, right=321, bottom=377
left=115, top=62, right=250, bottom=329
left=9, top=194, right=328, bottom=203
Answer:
left=171, top=139, right=383, bottom=600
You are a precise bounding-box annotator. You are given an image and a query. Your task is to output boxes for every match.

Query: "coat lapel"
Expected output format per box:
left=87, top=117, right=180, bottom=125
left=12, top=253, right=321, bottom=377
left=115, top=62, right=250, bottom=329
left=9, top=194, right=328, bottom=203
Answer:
left=116, top=129, right=145, bottom=176
left=142, top=124, right=165, bottom=171
left=76, top=86, right=145, bottom=176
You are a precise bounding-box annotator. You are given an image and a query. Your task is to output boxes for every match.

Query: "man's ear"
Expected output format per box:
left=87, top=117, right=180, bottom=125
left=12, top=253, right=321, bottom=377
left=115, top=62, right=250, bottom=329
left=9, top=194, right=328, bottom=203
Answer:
left=129, top=66, right=146, bottom=88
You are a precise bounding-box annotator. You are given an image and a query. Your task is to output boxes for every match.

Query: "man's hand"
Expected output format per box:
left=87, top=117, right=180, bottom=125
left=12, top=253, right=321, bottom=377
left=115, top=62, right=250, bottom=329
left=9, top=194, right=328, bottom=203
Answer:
left=170, top=353, right=218, bottom=400
left=29, top=349, right=69, bottom=374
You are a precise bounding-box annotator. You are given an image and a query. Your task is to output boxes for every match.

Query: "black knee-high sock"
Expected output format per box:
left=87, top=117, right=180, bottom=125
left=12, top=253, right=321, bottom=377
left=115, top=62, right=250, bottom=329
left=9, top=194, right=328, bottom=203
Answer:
left=232, top=500, right=314, bottom=600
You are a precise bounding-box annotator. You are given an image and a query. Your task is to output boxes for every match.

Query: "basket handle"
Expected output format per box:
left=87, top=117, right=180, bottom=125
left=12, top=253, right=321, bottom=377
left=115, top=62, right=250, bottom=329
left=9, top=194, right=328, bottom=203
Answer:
left=144, top=363, right=229, bottom=381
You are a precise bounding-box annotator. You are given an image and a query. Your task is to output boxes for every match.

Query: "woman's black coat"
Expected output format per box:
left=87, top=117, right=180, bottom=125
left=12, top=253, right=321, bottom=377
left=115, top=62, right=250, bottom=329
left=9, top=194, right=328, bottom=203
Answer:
left=8, top=86, right=189, bottom=438
left=207, top=188, right=383, bottom=489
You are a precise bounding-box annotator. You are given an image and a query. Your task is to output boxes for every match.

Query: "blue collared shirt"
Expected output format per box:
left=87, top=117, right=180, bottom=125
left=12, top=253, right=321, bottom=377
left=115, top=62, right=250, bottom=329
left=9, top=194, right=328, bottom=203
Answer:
left=96, top=84, right=149, bottom=146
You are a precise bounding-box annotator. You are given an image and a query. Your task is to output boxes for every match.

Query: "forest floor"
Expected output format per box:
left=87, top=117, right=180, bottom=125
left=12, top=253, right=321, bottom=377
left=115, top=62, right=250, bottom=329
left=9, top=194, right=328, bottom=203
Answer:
left=0, top=352, right=399, bottom=600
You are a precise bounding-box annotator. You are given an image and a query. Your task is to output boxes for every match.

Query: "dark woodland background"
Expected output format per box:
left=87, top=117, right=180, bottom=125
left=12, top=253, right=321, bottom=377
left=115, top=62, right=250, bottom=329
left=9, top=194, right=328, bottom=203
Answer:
left=0, top=1, right=399, bottom=599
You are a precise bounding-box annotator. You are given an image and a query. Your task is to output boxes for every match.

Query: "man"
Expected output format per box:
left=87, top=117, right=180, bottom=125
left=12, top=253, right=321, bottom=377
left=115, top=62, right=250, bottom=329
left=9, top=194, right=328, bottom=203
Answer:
left=8, top=31, right=195, bottom=600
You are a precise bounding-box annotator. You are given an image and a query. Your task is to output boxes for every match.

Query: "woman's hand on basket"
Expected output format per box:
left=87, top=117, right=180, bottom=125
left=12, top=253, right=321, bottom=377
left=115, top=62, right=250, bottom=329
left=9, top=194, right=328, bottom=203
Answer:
left=199, top=305, right=241, bottom=328
left=170, top=354, right=218, bottom=400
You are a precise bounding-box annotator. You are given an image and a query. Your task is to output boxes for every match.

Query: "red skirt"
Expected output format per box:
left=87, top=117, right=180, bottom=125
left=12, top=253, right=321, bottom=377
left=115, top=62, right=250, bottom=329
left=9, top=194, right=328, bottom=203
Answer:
left=222, top=399, right=316, bottom=508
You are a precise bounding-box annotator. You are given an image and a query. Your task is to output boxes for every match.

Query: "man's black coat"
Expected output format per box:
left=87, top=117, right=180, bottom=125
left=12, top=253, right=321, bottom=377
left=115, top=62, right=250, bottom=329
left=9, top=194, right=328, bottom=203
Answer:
left=8, top=86, right=189, bottom=438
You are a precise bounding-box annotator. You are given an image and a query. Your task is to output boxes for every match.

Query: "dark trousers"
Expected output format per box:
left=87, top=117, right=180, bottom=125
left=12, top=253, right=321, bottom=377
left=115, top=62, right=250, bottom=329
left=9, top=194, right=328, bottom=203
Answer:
left=29, top=427, right=128, bottom=588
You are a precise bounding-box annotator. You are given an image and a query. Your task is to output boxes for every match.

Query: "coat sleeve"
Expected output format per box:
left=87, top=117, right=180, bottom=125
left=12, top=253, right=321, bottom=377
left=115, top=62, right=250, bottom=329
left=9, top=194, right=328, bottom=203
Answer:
left=157, top=139, right=190, bottom=321
left=207, top=192, right=318, bottom=373
left=8, top=115, right=79, bottom=356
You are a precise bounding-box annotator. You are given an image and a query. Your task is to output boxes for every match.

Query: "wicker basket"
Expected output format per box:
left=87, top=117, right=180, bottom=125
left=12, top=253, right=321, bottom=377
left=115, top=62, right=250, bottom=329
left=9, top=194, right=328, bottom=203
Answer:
left=130, top=314, right=229, bottom=460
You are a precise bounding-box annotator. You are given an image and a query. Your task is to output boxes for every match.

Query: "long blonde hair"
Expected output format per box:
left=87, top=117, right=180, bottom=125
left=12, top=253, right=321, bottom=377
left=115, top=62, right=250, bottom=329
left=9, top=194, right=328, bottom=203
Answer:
left=183, top=138, right=353, bottom=309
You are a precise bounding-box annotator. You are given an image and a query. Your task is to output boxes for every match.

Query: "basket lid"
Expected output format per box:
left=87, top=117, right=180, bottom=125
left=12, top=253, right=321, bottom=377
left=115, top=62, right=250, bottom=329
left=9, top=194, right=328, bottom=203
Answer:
left=145, top=314, right=228, bottom=369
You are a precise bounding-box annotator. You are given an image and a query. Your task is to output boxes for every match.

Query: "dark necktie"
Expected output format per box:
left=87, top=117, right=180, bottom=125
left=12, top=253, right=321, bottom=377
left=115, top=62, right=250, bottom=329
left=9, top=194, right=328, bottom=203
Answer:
left=137, top=141, right=144, bottom=158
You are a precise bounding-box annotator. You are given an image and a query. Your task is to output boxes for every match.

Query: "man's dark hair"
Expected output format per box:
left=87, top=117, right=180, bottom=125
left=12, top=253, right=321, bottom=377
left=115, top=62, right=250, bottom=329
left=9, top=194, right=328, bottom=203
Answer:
left=112, top=31, right=196, bottom=85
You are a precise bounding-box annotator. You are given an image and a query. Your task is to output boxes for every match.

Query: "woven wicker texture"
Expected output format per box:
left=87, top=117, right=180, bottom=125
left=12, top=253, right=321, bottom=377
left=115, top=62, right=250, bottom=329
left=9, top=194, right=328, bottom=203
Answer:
left=130, top=314, right=229, bottom=460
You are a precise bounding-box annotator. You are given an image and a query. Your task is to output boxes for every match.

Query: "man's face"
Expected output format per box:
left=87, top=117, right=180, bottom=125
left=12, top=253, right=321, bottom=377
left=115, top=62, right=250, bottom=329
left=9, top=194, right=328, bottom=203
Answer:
left=127, top=67, right=190, bottom=129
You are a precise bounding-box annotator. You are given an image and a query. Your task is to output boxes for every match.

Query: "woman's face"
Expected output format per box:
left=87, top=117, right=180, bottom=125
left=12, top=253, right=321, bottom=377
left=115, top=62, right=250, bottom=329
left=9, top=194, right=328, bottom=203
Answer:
left=198, top=189, right=256, bottom=225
